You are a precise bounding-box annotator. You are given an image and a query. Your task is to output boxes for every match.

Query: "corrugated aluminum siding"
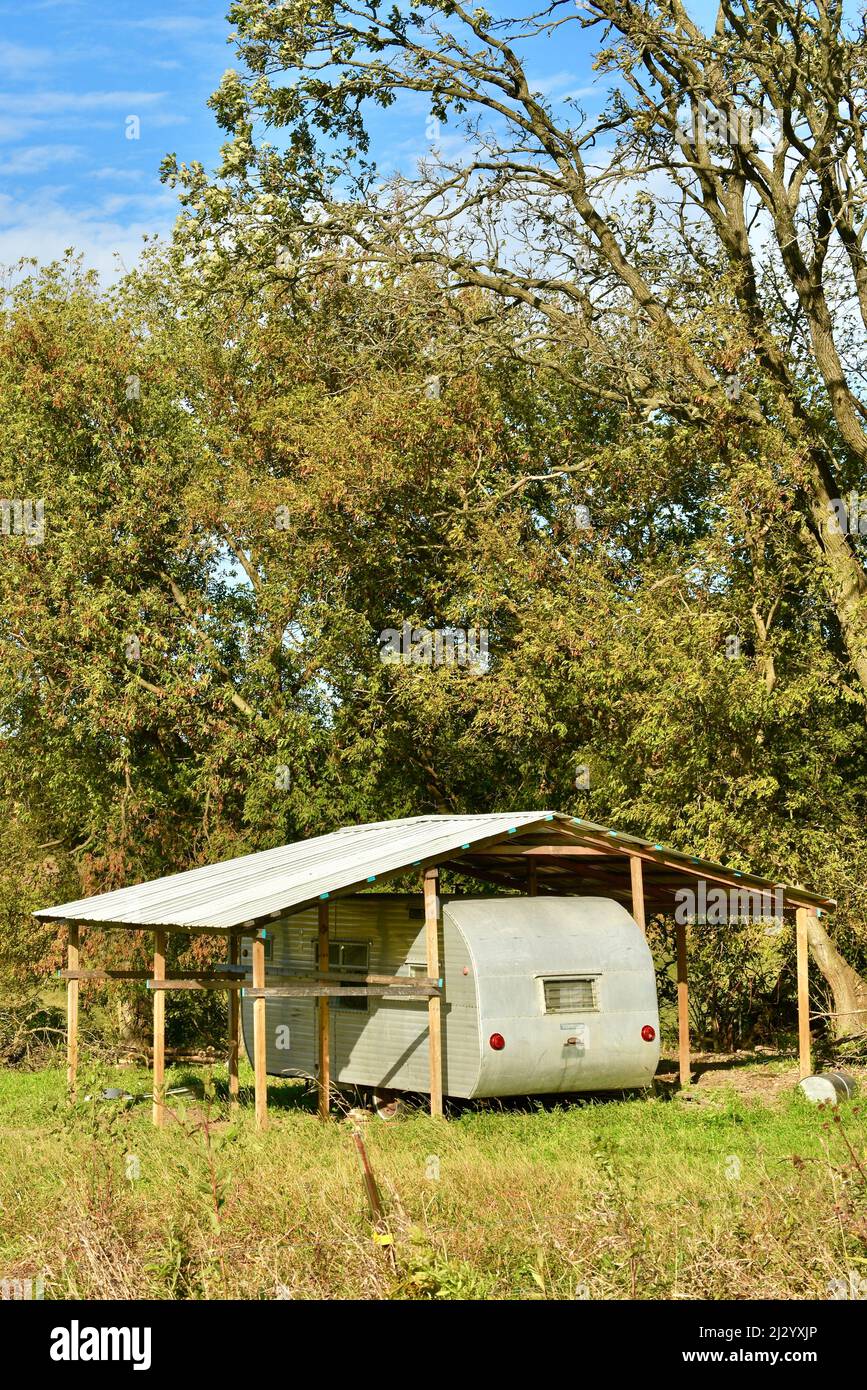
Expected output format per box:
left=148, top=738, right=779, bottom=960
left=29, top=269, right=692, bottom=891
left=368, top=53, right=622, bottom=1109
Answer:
left=239, top=895, right=481, bottom=1097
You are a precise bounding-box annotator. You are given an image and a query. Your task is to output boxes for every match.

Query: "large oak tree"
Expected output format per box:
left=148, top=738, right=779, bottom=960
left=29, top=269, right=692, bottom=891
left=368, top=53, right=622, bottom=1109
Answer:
left=164, top=0, right=867, bottom=697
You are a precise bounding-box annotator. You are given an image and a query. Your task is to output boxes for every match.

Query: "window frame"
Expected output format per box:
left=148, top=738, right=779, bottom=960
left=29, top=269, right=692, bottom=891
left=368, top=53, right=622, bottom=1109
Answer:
left=322, top=938, right=371, bottom=1012
left=538, top=974, right=600, bottom=1014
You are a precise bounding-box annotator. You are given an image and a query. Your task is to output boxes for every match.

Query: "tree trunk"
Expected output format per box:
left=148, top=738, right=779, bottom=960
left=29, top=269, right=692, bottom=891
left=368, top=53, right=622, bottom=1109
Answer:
left=805, top=915, right=867, bottom=1039
left=115, top=992, right=148, bottom=1045
left=808, top=478, right=867, bottom=697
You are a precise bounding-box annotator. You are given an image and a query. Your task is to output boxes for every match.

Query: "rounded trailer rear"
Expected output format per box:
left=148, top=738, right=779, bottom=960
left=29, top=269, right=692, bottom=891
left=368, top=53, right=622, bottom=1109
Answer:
left=449, top=896, right=660, bottom=1096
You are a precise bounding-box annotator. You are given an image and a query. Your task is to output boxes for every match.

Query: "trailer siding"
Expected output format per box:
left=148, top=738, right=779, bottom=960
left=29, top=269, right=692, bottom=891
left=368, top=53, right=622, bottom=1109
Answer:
left=240, top=896, right=482, bottom=1096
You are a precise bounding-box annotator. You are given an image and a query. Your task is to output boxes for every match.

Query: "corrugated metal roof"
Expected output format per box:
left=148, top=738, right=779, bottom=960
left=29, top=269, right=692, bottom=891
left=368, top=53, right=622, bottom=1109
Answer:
left=33, top=812, right=557, bottom=930
left=473, top=816, right=835, bottom=912
left=33, top=809, right=834, bottom=931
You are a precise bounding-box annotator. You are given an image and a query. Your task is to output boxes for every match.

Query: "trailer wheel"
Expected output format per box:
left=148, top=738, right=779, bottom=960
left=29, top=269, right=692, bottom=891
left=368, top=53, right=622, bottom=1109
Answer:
left=371, top=1087, right=402, bottom=1121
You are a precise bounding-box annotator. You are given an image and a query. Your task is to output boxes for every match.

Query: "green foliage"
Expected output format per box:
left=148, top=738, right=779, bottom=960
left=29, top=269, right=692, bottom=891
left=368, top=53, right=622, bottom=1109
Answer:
left=650, top=918, right=792, bottom=1051
left=1, top=249, right=865, bottom=1047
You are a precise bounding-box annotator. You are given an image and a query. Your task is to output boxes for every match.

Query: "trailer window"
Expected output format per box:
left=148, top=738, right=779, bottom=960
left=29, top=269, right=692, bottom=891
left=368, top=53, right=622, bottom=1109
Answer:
left=542, top=977, right=598, bottom=1012
left=332, top=941, right=368, bottom=972
left=329, top=940, right=370, bottom=1012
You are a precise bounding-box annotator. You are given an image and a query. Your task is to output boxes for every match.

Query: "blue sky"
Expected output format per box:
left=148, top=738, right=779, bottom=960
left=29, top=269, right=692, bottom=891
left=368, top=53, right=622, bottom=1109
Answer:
left=0, top=0, right=233, bottom=275
left=0, top=0, right=723, bottom=278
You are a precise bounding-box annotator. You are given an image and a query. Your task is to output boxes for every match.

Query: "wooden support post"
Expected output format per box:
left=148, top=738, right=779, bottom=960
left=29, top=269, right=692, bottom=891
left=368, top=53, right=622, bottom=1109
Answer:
left=527, top=862, right=538, bottom=897
left=152, top=929, right=167, bottom=1127
left=676, top=920, right=690, bottom=1088
left=630, top=854, right=646, bottom=935
left=66, top=923, right=79, bottom=1101
left=228, top=934, right=240, bottom=1108
left=424, top=867, right=443, bottom=1118
left=318, top=902, right=330, bottom=1119
left=252, top=934, right=267, bottom=1131
left=796, top=908, right=812, bottom=1080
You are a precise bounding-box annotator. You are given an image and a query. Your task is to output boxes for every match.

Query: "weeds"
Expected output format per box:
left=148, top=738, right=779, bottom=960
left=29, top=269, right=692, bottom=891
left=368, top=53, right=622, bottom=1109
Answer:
left=0, top=1061, right=864, bottom=1299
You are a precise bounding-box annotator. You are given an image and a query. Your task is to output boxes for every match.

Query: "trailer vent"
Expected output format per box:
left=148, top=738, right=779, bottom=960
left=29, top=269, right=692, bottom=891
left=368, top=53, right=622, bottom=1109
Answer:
left=543, top=977, right=597, bottom=1012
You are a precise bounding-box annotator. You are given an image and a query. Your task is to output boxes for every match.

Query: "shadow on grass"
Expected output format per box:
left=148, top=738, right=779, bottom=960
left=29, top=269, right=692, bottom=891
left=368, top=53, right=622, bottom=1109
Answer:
left=356, top=1089, right=654, bottom=1121
left=165, top=1069, right=321, bottom=1114
left=655, top=1050, right=794, bottom=1083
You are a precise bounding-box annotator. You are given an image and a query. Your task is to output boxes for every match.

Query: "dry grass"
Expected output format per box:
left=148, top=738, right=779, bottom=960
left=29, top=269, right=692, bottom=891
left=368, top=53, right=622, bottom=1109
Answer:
left=0, top=1058, right=865, bottom=1300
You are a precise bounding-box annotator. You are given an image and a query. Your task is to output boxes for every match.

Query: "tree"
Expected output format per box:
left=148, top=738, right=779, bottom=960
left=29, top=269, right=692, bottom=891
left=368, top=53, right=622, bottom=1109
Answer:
left=164, top=0, right=867, bottom=698
left=3, top=249, right=865, bottom=1043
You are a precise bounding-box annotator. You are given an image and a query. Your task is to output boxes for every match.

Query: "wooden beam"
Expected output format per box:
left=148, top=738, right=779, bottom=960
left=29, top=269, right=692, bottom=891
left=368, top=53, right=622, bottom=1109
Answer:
left=563, top=829, right=833, bottom=912
left=230, top=968, right=441, bottom=988
left=307, top=970, right=438, bottom=987
left=152, top=929, right=167, bottom=1127
left=796, top=908, right=812, bottom=1079
left=483, top=844, right=611, bottom=858
left=245, top=983, right=440, bottom=998
left=630, top=854, right=646, bottom=935
left=527, top=861, right=538, bottom=896
left=461, top=854, right=636, bottom=900
left=252, top=935, right=267, bottom=1131
left=442, top=860, right=542, bottom=894
left=60, top=967, right=245, bottom=982
left=424, top=867, right=443, bottom=1118
left=148, top=979, right=246, bottom=991
left=66, top=923, right=79, bottom=1101
left=228, top=934, right=239, bottom=1108
left=318, top=901, right=330, bottom=1120
left=676, top=920, right=690, bottom=1088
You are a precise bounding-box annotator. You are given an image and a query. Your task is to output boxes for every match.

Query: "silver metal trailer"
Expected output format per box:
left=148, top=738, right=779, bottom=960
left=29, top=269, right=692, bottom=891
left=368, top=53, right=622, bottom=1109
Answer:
left=240, top=894, right=660, bottom=1098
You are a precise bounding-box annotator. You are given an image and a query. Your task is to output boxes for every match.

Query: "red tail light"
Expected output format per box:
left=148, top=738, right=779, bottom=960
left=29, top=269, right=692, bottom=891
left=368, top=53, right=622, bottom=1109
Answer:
left=641, top=1024, right=656, bottom=1042
left=489, top=1032, right=506, bottom=1051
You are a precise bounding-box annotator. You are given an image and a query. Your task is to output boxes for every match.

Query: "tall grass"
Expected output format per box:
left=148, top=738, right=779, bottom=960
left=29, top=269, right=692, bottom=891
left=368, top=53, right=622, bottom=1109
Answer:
left=0, top=1062, right=864, bottom=1299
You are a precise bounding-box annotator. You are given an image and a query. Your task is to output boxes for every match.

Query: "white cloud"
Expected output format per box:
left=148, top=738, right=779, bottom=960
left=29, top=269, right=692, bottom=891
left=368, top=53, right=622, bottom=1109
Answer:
left=127, top=17, right=215, bottom=34
left=0, top=89, right=168, bottom=117
left=0, top=185, right=176, bottom=280
left=90, top=165, right=147, bottom=182
left=0, top=42, right=56, bottom=74
left=2, top=143, right=83, bottom=174
left=0, top=117, right=51, bottom=143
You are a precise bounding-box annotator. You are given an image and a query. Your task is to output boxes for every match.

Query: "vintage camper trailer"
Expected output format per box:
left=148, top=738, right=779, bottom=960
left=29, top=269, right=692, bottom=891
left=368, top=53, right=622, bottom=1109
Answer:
left=240, top=894, right=660, bottom=1100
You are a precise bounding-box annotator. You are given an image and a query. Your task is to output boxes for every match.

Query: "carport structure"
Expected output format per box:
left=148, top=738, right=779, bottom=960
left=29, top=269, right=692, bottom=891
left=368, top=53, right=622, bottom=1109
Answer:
left=34, top=811, right=834, bottom=1128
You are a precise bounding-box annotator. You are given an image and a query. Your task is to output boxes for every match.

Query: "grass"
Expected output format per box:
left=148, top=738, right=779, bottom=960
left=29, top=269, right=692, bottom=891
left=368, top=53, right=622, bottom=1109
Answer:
left=0, top=1058, right=865, bottom=1300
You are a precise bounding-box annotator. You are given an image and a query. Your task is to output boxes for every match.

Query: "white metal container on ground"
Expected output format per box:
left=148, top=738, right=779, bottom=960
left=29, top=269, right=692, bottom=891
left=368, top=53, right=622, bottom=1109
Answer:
left=240, top=894, right=660, bottom=1098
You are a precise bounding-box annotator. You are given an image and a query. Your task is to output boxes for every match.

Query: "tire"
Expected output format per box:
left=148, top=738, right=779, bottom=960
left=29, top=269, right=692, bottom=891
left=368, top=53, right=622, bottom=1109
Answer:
left=371, top=1086, right=402, bottom=1121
